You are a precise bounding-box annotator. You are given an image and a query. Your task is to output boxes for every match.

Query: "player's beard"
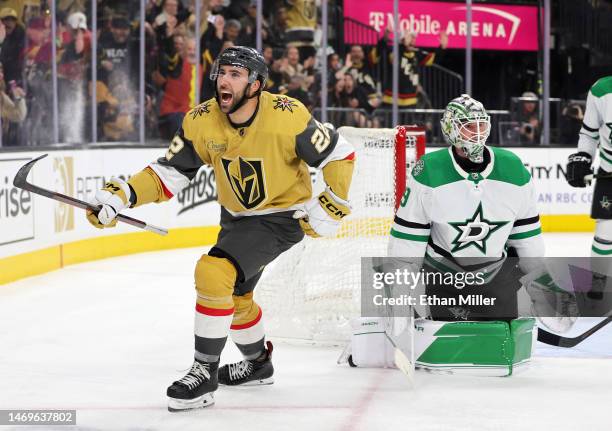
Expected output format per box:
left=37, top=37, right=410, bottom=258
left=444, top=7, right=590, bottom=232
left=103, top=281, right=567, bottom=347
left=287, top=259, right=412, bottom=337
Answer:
left=217, top=83, right=249, bottom=114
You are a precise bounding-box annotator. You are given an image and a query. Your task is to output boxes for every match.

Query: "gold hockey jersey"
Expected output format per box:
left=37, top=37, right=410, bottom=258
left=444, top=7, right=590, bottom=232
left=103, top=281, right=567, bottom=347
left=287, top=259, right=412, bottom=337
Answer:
left=129, top=92, right=354, bottom=216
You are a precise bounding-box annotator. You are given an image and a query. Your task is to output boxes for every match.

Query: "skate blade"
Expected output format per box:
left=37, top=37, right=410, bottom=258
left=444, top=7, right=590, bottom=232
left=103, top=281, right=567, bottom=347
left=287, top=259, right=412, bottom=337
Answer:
left=167, top=393, right=215, bottom=412
left=222, top=377, right=274, bottom=386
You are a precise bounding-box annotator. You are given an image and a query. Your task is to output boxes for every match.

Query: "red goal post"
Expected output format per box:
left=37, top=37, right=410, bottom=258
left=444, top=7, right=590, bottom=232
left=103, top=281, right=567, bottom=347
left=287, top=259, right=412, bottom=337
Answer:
left=395, top=125, right=427, bottom=211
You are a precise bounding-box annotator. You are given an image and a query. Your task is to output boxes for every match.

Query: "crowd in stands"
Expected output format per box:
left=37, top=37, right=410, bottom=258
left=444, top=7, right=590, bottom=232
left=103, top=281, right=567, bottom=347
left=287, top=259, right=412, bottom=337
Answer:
left=0, top=0, right=453, bottom=146
left=0, top=0, right=578, bottom=146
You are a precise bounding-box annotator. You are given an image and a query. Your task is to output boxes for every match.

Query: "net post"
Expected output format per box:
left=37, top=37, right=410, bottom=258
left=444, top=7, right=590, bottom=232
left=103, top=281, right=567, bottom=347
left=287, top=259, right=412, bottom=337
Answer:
left=394, top=126, right=407, bottom=211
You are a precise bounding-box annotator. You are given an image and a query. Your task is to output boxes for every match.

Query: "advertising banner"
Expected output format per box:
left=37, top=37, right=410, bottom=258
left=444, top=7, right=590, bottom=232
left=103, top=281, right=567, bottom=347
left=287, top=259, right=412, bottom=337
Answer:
left=344, top=0, right=539, bottom=51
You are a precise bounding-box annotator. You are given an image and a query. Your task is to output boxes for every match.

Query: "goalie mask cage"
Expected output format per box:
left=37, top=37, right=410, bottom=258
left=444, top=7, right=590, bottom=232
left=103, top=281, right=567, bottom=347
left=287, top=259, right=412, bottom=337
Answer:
left=256, top=126, right=426, bottom=343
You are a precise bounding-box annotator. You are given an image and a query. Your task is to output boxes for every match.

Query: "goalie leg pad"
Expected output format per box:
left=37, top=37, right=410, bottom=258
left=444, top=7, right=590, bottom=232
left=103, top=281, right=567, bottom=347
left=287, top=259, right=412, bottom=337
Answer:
left=348, top=317, right=397, bottom=368
left=414, top=318, right=536, bottom=377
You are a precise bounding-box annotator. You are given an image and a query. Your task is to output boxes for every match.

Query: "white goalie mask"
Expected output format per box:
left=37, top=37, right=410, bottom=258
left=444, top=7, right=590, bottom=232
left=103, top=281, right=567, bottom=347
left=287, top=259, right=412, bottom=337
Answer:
left=440, top=94, right=491, bottom=163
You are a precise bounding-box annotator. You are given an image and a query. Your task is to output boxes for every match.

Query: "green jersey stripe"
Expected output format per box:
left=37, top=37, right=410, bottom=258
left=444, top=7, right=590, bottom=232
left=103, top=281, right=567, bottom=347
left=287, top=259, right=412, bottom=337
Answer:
left=508, top=228, right=542, bottom=240
left=592, top=246, right=612, bottom=255
left=390, top=229, right=429, bottom=242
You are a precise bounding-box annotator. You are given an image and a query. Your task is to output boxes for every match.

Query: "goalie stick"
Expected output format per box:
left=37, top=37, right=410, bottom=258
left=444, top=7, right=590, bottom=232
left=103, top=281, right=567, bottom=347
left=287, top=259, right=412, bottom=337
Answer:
left=13, top=154, right=168, bottom=236
left=537, top=316, right=612, bottom=348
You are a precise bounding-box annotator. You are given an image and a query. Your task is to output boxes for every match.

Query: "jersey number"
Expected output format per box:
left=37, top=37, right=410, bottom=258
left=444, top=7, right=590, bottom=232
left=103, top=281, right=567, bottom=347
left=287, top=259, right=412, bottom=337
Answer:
left=311, top=120, right=331, bottom=154
left=166, top=134, right=185, bottom=161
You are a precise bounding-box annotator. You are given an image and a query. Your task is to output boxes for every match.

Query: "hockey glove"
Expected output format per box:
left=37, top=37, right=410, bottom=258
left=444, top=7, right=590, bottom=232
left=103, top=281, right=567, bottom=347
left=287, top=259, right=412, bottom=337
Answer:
left=294, top=187, right=351, bottom=237
left=566, top=152, right=593, bottom=187
left=86, top=177, right=132, bottom=229
left=521, top=268, right=578, bottom=333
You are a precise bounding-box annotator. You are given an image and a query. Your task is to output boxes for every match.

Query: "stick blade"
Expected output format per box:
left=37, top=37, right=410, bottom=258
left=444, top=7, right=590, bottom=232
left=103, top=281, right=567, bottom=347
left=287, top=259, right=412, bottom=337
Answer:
left=13, top=154, right=48, bottom=188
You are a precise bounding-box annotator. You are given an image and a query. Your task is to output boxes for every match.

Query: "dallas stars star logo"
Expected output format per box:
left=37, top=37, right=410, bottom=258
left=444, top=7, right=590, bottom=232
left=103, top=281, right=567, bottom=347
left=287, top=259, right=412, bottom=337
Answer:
left=601, top=196, right=611, bottom=211
left=449, top=203, right=509, bottom=254
left=273, top=96, right=298, bottom=112
left=190, top=101, right=211, bottom=119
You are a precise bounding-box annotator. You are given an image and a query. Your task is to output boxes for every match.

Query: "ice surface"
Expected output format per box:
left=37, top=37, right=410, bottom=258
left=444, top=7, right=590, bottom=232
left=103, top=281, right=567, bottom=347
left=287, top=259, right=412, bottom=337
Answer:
left=0, top=233, right=610, bottom=431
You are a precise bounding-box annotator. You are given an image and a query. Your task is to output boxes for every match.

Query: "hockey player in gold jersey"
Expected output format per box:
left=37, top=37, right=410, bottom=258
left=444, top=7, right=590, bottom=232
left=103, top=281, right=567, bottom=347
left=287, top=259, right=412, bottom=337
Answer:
left=86, top=46, right=355, bottom=411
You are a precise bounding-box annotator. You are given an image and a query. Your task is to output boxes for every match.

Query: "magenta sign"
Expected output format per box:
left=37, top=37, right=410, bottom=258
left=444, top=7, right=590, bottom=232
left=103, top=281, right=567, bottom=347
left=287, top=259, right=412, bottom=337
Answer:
left=344, top=0, right=539, bottom=51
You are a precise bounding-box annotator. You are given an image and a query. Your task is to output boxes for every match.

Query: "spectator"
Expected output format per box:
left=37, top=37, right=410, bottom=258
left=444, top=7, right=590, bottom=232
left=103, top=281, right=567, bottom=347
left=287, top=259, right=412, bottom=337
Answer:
left=279, top=46, right=310, bottom=87
left=58, top=11, right=92, bottom=143
left=267, top=6, right=288, bottom=50
left=58, top=0, right=87, bottom=15
left=339, top=45, right=379, bottom=108
left=237, top=0, right=270, bottom=47
left=341, top=72, right=378, bottom=127
left=23, top=16, right=53, bottom=145
left=199, top=14, right=225, bottom=101
left=283, top=74, right=311, bottom=109
left=560, top=102, right=584, bottom=146
left=0, top=7, right=26, bottom=85
left=0, top=62, right=27, bottom=146
left=95, top=70, right=137, bottom=141
left=327, top=76, right=348, bottom=125
left=374, top=23, right=447, bottom=113
left=285, top=0, right=316, bottom=60
left=265, top=54, right=284, bottom=93
left=518, top=91, right=540, bottom=144
left=153, top=0, right=187, bottom=56
left=98, top=15, right=139, bottom=87
left=223, top=18, right=241, bottom=43
left=157, top=35, right=202, bottom=140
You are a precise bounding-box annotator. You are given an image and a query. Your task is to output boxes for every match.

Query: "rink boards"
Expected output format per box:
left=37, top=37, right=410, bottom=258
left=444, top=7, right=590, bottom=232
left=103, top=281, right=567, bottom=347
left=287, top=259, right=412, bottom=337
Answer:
left=0, top=145, right=596, bottom=284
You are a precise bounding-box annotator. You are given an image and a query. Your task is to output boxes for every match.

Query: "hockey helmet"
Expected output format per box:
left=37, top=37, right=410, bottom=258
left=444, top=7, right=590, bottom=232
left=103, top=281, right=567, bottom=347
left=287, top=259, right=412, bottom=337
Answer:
left=210, top=46, right=268, bottom=89
left=440, top=94, right=491, bottom=163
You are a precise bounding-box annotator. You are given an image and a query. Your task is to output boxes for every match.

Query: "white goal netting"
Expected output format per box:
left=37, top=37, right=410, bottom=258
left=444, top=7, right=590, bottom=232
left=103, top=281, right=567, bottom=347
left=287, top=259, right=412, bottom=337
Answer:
left=256, top=126, right=425, bottom=343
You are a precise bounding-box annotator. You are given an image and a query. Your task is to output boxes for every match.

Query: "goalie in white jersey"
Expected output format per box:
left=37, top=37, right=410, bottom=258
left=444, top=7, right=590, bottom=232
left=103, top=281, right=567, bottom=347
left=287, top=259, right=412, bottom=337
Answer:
left=566, top=76, right=612, bottom=305
left=352, top=95, right=573, bottom=376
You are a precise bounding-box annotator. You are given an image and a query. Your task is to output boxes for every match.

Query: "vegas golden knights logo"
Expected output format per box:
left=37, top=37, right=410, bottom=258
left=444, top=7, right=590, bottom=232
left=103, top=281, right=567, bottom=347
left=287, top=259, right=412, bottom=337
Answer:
left=53, top=157, right=75, bottom=232
left=221, top=157, right=266, bottom=209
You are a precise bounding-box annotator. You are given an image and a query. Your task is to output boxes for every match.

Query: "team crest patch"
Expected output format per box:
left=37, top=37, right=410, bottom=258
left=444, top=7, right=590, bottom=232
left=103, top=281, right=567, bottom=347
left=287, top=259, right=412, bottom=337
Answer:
left=273, top=96, right=298, bottom=113
left=449, top=202, right=509, bottom=254
left=190, top=101, right=211, bottom=119
left=411, top=159, right=424, bottom=177
left=221, top=156, right=267, bottom=209
left=601, top=196, right=611, bottom=211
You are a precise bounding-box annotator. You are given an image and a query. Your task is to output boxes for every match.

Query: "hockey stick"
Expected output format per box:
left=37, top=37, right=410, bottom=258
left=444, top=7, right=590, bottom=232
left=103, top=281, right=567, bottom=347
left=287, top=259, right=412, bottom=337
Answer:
left=13, top=154, right=168, bottom=236
left=537, top=316, right=612, bottom=348
left=584, top=172, right=612, bottom=183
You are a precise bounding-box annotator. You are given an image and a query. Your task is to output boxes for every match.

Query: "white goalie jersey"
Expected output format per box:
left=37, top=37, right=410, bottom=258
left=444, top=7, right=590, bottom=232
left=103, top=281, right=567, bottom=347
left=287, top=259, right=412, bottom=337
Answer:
left=578, top=76, right=612, bottom=172
left=389, top=146, right=545, bottom=263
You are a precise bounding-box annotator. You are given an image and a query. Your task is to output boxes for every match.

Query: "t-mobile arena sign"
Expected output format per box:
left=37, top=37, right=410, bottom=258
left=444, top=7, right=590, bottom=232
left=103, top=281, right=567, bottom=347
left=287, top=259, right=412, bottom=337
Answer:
left=344, top=0, right=539, bottom=51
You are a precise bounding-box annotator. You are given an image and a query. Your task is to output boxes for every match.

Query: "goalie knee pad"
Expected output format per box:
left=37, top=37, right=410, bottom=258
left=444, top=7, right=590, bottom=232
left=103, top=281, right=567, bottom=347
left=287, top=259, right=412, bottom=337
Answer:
left=414, top=318, right=536, bottom=376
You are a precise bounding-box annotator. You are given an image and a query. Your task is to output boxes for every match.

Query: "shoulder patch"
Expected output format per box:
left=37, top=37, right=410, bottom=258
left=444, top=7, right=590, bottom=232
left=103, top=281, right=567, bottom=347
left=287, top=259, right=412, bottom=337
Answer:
left=411, top=159, right=425, bottom=177
left=272, top=95, right=299, bottom=113
left=189, top=101, right=212, bottom=120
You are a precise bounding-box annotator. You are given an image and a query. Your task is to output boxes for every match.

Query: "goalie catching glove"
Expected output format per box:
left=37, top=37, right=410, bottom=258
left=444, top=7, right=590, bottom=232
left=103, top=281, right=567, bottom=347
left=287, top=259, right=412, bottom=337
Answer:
left=294, top=187, right=351, bottom=237
left=86, top=177, right=133, bottom=228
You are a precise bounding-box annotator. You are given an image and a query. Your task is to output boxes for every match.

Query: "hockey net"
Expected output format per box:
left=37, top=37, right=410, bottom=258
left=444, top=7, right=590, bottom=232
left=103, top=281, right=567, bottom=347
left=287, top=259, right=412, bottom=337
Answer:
left=256, top=126, right=426, bottom=343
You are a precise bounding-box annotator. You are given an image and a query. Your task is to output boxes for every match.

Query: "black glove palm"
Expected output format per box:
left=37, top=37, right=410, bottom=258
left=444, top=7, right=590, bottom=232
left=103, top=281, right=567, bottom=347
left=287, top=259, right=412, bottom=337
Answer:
left=566, top=152, right=593, bottom=188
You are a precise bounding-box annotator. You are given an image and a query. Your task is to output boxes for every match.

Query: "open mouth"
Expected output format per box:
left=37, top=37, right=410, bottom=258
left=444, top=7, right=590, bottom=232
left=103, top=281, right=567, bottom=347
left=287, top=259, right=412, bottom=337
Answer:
left=220, top=91, right=233, bottom=105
